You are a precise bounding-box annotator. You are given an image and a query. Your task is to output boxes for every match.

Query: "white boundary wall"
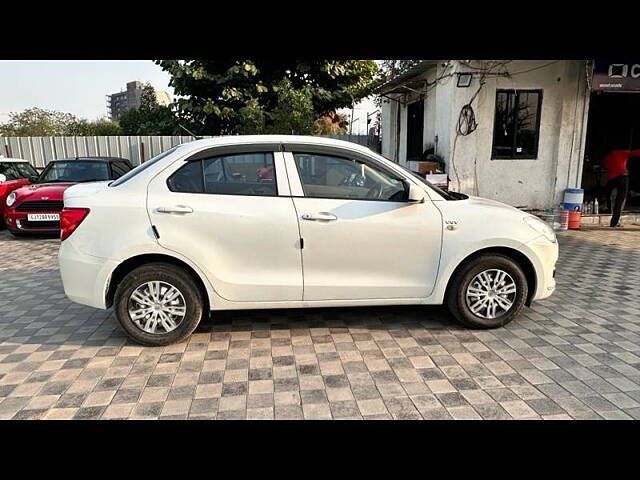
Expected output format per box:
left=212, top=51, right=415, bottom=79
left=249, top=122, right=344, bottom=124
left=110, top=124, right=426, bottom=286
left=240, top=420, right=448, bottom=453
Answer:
left=1, top=134, right=375, bottom=168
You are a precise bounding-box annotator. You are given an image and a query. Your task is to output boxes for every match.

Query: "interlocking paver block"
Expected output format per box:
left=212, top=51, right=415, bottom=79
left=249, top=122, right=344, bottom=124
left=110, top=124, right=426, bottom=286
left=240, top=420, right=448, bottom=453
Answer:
left=2, top=227, right=640, bottom=419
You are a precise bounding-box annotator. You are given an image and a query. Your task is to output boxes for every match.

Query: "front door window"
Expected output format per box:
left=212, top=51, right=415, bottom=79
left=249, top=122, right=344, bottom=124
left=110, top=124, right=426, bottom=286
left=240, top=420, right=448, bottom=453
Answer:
left=293, top=153, right=406, bottom=201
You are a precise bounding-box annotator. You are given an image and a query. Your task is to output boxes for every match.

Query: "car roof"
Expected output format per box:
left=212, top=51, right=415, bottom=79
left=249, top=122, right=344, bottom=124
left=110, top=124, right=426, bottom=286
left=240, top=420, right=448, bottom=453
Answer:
left=51, top=156, right=130, bottom=163
left=180, top=135, right=374, bottom=155
left=0, top=157, right=31, bottom=163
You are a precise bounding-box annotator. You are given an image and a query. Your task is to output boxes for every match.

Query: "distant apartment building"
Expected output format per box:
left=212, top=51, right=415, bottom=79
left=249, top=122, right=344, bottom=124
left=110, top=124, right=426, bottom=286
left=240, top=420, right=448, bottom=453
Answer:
left=106, top=81, right=171, bottom=119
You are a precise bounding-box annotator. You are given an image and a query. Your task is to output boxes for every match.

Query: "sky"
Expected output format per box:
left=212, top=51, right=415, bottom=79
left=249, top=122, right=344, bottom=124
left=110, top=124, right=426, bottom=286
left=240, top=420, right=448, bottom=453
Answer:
left=0, top=60, right=174, bottom=122
left=0, top=60, right=377, bottom=134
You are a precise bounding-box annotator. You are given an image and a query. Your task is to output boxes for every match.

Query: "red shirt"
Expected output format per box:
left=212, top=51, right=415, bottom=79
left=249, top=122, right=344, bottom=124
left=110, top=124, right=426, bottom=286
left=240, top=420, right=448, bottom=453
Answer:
left=602, top=149, right=640, bottom=180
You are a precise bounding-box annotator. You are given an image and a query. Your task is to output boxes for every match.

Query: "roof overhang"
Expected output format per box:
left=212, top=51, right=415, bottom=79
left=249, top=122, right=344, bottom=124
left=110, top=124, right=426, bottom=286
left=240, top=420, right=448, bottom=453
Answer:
left=377, top=60, right=439, bottom=96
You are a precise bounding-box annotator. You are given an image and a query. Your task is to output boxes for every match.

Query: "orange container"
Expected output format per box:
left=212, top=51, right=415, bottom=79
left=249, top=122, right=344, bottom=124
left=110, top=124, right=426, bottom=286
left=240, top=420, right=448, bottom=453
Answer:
left=568, top=211, right=581, bottom=229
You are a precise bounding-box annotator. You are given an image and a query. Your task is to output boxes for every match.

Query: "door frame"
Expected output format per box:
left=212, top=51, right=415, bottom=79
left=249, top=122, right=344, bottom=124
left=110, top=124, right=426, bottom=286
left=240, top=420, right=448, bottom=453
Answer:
left=145, top=143, right=303, bottom=304
left=406, top=98, right=425, bottom=161
left=281, top=144, right=443, bottom=301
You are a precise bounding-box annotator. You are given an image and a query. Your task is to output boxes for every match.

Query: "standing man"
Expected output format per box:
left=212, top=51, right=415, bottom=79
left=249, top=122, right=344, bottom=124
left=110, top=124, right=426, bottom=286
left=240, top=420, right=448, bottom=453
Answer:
left=602, top=148, right=640, bottom=227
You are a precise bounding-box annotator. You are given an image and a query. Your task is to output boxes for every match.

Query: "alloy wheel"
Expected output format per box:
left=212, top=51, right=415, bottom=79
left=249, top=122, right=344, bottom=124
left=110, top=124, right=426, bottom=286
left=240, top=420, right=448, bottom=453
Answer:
left=127, top=281, right=187, bottom=334
left=465, top=269, right=517, bottom=319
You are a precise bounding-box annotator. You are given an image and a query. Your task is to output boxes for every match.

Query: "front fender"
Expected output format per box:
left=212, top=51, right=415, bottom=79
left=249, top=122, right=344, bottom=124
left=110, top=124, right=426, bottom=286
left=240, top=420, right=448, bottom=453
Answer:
left=425, top=236, right=546, bottom=304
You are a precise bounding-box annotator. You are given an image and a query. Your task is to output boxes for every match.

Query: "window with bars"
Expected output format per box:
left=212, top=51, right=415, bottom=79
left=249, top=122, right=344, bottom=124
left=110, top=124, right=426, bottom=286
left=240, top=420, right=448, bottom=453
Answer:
left=492, top=89, right=542, bottom=159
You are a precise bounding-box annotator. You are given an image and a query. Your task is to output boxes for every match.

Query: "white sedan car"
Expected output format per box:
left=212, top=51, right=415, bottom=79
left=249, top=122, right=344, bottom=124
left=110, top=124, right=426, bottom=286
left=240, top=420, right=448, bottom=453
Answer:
left=58, top=136, right=558, bottom=346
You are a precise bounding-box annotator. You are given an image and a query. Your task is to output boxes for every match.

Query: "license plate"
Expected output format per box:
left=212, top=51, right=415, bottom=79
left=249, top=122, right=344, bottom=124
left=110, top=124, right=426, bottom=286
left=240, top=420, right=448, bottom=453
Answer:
left=27, top=213, right=60, bottom=222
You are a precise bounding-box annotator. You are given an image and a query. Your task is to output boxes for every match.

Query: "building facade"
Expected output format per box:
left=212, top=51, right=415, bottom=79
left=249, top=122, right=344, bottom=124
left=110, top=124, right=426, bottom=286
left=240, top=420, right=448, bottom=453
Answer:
left=106, top=81, right=171, bottom=120
left=379, top=60, right=591, bottom=210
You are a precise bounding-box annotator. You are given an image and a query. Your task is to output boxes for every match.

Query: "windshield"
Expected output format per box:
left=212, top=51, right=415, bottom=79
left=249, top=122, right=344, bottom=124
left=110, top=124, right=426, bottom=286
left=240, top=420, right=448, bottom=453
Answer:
left=38, top=161, right=111, bottom=183
left=110, top=146, right=179, bottom=187
left=0, top=162, right=38, bottom=181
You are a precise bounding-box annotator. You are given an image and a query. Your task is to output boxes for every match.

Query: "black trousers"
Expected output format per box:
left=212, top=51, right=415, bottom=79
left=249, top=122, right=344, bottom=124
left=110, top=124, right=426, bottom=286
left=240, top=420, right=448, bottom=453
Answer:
left=605, top=174, right=629, bottom=227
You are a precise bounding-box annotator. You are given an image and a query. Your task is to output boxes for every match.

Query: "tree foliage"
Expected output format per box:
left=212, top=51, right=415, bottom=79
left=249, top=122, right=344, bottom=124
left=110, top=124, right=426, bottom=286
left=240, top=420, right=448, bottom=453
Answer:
left=378, top=60, right=424, bottom=83
left=155, top=60, right=380, bottom=135
left=118, top=83, right=180, bottom=136
left=0, top=107, right=123, bottom=136
left=236, top=79, right=318, bottom=135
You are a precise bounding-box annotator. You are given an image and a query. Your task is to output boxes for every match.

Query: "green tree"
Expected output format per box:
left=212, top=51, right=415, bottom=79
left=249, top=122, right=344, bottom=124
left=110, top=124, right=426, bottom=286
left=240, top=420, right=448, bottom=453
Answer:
left=0, top=108, right=81, bottom=136
left=118, top=83, right=180, bottom=135
left=155, top=60, right=380, bottom=135
left=63, top=117, right=123, bottom=136
left=0, top=108, right=124, bottom=136
left=87, top=118, right=124, bottom=136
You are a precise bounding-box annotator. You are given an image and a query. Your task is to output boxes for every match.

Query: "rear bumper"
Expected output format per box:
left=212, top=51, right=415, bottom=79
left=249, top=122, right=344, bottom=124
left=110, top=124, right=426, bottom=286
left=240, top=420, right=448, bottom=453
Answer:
left=524, top=236, right=559, bottom=301
left=58, top=240, right=117, bottom=309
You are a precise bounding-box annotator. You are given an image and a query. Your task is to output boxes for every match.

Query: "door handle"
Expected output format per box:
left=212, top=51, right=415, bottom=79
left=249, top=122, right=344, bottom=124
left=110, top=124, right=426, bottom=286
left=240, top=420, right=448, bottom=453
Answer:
left=301, top=212, right=338, bottom=222
left=157, top=205, right=193, bottom=215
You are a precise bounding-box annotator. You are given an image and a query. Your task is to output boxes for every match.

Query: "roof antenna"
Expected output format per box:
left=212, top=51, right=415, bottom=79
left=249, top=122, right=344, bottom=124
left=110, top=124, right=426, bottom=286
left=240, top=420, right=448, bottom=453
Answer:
left=178, top=124, right=202, bottom=140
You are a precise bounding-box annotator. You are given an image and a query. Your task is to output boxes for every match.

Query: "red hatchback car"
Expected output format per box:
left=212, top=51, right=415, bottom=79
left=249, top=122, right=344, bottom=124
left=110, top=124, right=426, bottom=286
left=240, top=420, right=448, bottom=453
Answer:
left=4, top=157, right=132, bottom=236
left=0, top=157, right=40, bottom=223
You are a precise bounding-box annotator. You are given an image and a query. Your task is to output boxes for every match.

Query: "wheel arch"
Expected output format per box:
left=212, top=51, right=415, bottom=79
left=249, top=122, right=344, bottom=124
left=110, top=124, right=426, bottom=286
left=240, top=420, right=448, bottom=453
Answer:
left=106, top=253, right=210, bottom=311
left=444, top=246, right=537, bottom=306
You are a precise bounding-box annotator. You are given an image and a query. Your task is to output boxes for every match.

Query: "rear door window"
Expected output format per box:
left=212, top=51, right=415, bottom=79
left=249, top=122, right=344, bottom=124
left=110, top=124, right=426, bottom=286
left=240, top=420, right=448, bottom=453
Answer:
left=203, top=153, right=276, bottom=196
left=167, top=152, right=277, bottom=197
left=167, top=160, right=204, bottom=193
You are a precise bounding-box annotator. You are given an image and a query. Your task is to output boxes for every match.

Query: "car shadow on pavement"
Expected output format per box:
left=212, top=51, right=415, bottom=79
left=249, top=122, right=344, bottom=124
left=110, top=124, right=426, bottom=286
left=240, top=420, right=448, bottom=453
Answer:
left=202, top=304, right=457, bottom=333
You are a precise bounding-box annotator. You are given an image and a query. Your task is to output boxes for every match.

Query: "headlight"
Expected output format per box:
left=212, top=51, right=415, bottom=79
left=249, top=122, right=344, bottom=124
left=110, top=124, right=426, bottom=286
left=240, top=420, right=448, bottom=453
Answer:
left=6, top=192, right=16, bottom=207
left=524, top=216, right=556, bottom=243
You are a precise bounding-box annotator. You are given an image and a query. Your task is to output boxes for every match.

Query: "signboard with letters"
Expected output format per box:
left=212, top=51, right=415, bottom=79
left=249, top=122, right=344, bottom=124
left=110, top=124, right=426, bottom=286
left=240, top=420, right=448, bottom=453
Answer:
left=593, top=60, right=640, bottom=92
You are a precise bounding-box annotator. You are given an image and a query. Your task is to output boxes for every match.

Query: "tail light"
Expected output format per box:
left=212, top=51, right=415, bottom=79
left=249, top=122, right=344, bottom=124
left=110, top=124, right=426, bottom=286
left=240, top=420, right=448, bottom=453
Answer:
left=60, top=208, right=90, bottom=241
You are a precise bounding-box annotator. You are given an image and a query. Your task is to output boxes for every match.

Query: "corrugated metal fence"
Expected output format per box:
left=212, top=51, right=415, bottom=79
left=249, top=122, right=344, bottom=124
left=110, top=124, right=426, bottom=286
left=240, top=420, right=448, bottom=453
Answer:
left=1, top=134, right=379, bottom=168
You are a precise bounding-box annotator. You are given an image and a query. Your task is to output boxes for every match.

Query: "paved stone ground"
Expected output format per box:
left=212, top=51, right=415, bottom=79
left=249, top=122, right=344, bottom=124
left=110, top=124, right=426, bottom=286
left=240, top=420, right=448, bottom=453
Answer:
left=1, top=227, right=640, bottom=420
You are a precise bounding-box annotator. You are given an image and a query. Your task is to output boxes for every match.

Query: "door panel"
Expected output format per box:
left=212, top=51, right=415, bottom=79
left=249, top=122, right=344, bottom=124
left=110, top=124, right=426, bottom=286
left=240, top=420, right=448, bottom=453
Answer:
left=293, top=197, right=442, bottom=300
left=147, top=150, right=303, bottom=303
left=285, top=150, right=442, bottom=301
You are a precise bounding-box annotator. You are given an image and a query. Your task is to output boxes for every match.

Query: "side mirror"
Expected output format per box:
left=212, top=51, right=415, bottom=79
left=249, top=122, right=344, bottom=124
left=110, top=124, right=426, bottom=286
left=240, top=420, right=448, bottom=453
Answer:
left=407, top=183, right=426, bottom=203
left=0, top=174, right=6, bottom=183
left=29, top=175, right=39, bottom=183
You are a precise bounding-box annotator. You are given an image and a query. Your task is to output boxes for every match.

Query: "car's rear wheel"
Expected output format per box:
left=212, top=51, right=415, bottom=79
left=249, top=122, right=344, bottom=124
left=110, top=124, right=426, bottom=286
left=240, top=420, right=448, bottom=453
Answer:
left=446, top=254, right=528, bottom=329
left=114, top=262, right=204, bottom=346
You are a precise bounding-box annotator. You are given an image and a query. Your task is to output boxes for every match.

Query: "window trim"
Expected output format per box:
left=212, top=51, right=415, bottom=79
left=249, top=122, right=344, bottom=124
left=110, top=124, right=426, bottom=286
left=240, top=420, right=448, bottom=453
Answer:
left=491, top=89, right=543, bottom=160
left=167, top=151, right=280, bottom=198
left=290, top=150, right=410, bottom=203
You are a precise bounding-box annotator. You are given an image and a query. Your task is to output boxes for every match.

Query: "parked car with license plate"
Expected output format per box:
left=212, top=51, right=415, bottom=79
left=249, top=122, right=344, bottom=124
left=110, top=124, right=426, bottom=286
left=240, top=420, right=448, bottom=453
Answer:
left=4, top=157, right=132, bottom=235
left=0, top=157, right=40, bottom=225
left=58, top=136, right=558, bottom=346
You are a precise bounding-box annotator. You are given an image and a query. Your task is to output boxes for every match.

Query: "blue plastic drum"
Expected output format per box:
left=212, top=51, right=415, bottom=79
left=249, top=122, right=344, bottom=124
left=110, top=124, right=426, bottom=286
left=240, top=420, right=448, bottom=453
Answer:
left=563, top=188, right=584, bottom=211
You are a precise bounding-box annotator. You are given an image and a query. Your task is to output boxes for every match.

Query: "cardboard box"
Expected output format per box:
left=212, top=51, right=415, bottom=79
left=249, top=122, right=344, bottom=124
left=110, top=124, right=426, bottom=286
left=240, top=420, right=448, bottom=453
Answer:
left=407, top=160, right=441, bottom=175
left=425, top=173, right=448, bottom=187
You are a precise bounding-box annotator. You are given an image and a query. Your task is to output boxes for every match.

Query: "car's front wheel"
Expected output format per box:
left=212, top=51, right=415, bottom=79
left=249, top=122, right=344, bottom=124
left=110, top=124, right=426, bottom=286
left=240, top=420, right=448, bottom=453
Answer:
left=446, top=254, right=528, bottom=329
left=114, top=262, right=204, bottom=346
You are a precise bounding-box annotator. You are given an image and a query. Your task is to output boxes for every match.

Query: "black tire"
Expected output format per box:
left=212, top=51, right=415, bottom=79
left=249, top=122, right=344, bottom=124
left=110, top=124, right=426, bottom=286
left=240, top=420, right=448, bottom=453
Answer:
left=446, top=254, right=528, bottom=329
left=114, top=262, right=204, bottom=346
